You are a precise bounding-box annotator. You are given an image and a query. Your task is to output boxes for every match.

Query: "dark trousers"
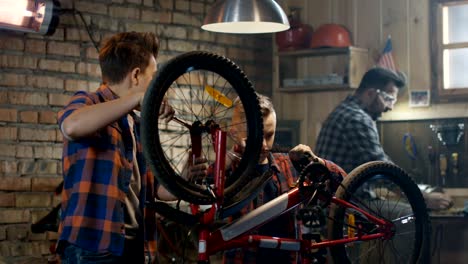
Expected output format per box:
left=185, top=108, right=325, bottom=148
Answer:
left=60, top=238, right=146, bottom=264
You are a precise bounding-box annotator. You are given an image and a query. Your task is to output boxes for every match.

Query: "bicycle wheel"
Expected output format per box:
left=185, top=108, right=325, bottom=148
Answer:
left=328, top=161, right=430, bottom=264
left=142, top=51, right=263, bottom=205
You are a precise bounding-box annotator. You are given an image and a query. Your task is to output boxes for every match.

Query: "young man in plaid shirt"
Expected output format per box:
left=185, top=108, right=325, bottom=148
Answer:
left=57, top=32, right=173, bottom=263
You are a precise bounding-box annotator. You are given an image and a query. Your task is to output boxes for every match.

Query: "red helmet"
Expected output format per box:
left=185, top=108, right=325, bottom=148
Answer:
left=275, top=10, right=313, bottom=51
left=310, top=24, right=352, bottom=48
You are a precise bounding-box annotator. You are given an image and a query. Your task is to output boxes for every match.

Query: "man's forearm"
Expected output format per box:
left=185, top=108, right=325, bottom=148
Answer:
left=62, top=93, right=141, bottom=140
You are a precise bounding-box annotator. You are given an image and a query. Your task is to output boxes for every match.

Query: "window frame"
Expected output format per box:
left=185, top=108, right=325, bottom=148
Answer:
left=430, top=0, right=468, bottom=102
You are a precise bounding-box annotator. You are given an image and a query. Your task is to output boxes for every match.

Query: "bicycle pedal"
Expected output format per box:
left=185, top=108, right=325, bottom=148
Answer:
left=297, top=207, right=325, bottom=228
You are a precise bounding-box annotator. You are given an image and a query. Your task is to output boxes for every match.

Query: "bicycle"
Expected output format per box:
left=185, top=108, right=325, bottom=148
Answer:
left=141, top=51, right=431, bottom=264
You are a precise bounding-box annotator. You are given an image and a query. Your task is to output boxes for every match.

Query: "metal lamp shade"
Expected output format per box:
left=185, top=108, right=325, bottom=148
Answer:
left=202, top=0, right=290, bottom=34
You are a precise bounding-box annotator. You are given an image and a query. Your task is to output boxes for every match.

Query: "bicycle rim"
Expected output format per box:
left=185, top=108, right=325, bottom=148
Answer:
left=328, top=161, right=430, bottom=264
left=142, top=51, right=263, bottom=205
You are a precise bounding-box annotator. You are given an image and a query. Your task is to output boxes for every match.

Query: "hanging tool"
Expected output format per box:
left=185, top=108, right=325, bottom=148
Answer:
left=450, top=152, right=459, bottom=178
left=427, top=146, right=435, bottom=185
left=439, top=154, right=447, bottom=186
left=403, top=132, right=418, bottom=160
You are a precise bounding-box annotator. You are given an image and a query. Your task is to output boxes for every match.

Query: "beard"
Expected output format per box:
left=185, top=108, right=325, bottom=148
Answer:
left=365, top=99, right=384, bottom=121
left=369, top=110, right=382, bottom=121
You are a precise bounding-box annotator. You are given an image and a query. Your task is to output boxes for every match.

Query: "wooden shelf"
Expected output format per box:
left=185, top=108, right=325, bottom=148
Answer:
left=276, top=46, right=368, bottom=58
left=278, top=84, right=352, bottom=93
left=274, top=46, right=369, bottom=91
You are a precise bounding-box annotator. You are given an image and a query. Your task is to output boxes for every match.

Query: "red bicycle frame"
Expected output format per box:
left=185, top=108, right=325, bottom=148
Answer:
left=186, top=125, right=395, bottom=263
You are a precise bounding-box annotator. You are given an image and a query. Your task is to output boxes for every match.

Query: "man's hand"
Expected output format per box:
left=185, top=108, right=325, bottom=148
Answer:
left=187, top=156, right=208, bottom=181
left=136, top=93, right=174, bottom=121
left=158, top=97, right=175, bottom=122
left=423, top=192, right=453, bottom=210
left=181, top=151, right=208, bottom=182
left=289, top=144, right=323, bottom=172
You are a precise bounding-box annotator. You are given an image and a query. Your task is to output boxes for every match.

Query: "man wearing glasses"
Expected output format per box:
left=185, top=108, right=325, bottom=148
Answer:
left=316, top=67, right=402, bottom=173
left=315, top=67, right=452, bottom=210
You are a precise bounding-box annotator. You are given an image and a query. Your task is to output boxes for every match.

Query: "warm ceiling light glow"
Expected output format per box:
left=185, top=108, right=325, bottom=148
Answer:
left=202, top=0, right=290, bottom=34
left=0, top=0, right=59, bottom=35
left=0, top=0, right=30, bottom=26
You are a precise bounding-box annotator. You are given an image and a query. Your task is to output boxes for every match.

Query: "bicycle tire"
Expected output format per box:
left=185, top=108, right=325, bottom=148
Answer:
left=141, top=51, right=263, bottom=205
left=328, top=161, right=430, bottom=264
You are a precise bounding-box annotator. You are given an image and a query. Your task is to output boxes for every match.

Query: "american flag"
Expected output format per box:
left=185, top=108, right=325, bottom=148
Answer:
left=376, top=36, right=397, bottom=72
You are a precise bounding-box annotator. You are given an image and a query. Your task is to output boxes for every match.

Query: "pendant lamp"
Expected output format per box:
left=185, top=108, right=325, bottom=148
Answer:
left=202, top=0, right=290, bottom=34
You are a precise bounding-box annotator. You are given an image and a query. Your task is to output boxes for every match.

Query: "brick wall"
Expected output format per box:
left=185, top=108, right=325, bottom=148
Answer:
left=0, top=0, right=272, bottom=261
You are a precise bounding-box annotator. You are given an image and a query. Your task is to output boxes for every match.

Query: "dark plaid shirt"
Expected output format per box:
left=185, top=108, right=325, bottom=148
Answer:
left=223, top=153, right=346, bottom=264
left=57, top=85, right=157, bottom=257
left=315, top=95, right=391, bottom=173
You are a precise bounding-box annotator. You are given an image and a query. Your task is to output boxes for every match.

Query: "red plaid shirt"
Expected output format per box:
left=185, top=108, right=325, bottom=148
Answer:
left=223, top=153, right=346, bottom=264
left=57, top=84, right=157, bottom=258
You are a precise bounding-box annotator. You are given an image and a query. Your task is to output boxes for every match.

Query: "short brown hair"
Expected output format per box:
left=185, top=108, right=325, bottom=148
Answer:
left=99, top=32, right=159, bottom=84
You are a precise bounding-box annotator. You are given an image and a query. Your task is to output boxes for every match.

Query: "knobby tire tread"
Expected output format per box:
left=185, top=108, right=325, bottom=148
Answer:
left=142, top=51, right=263, bottom=207
left=328, top=161, right=430, bottom=264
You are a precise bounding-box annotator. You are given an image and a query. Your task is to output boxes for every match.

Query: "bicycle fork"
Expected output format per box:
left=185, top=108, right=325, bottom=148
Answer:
left=190, top=126, right=227, bottom=263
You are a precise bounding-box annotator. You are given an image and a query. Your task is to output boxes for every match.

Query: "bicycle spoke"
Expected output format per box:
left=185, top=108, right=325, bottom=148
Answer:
left=173, top=80, right=201, bottom=122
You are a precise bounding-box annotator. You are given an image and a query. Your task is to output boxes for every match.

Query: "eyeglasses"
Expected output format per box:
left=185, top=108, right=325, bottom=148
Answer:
left=376, top=89, right=397, bottom=104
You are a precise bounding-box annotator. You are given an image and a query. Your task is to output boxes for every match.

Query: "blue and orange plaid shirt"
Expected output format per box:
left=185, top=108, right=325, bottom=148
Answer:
left=57, top=84, right=157, bottom=257
left=223, top=152, right=347, bottom=264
